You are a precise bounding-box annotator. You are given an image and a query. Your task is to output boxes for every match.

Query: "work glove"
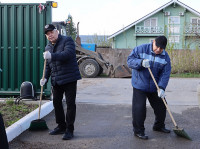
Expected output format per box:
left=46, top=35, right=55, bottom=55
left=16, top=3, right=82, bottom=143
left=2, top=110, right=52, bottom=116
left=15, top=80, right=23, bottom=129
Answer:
left=158, top=89, right=165, bottom=98
left=142, top=59, right=150, bottom=68
left=40, top=78, right=47, bottom=86
left=43, top=51, right=51, bottom=59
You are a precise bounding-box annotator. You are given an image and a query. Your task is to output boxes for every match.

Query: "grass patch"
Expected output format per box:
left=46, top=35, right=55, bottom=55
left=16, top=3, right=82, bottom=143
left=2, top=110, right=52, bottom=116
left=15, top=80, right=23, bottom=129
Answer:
left=99, top=73, right=109, bottom=78
left=0, top=99, right=38, bottom=128
left=171, top=73, right=200, bottom=78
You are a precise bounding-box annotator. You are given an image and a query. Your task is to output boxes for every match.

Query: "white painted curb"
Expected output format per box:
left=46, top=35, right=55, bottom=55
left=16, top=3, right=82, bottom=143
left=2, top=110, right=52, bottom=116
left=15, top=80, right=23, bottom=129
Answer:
left=6, top=101, right=54, bottom=142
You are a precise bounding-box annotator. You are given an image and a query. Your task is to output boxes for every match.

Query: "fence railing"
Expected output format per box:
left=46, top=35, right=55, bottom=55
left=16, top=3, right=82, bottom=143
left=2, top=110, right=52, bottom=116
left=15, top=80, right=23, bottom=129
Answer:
left=135, top=26, right=164, bottom=34
left=184, top=23, right=200, bottom=34
left=135, top=24, right=200, bottom=35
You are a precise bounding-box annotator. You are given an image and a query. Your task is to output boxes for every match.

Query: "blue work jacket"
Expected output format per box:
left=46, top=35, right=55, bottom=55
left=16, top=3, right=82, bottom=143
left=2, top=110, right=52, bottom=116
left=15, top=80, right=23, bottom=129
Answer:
left=127, top=42, right=171, bottom=92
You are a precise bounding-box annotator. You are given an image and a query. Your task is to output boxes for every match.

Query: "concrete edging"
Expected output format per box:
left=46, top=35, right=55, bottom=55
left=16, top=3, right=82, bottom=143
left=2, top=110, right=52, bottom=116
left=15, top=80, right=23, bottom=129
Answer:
left=6, top=101, right=53, bottom=142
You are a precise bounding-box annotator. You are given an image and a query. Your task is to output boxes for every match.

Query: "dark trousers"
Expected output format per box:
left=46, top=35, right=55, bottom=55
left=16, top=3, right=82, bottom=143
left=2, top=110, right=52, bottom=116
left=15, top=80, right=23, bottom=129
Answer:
left=132, top=87, right=166, bottom=134
left=52, top=81, right=77, bottom=132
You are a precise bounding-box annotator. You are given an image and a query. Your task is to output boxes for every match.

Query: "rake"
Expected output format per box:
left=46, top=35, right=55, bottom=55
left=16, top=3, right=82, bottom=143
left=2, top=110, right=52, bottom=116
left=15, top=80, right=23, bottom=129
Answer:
left=148, top=67, right=192, bottom=140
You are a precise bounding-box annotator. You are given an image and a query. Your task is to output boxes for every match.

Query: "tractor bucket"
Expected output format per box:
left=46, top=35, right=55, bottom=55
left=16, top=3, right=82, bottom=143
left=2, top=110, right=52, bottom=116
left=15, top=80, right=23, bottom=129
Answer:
left=112, top=65, right=132, bottom=78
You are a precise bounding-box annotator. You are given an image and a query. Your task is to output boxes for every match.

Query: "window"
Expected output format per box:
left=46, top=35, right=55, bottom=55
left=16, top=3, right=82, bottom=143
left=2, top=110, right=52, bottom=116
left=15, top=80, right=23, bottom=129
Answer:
left=144, top=18, right=157, bottom=33
left=144, top=18, right=157, bottom=27
left=144, top=19, right=150, bottom=26
left=168, top=26, right=180, bottom=33
left=168, top=35, right=179, bottom=43
left=168, top=16, right=180, bottom=24
left=190, top=18, right=200, bottom=33
left=168, top=16, right=180, bottom=34
left=191, top=17, right=200, bottom=25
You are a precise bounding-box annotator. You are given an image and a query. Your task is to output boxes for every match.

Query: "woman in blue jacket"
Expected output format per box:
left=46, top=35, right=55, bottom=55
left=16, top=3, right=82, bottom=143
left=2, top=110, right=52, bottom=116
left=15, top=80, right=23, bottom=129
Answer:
left=127, top=36, right=171, bottom=140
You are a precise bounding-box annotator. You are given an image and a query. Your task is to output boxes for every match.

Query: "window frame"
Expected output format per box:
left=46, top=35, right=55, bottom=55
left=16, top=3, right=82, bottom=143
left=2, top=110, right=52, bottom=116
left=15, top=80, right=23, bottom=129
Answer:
left=168, top=35, right=180, bottom=43
left=168, top=26, right=180, bottom=33
left=168, top=16, right=180, bottom=24
left=144, top=18, right=158, bottom=27
left=190, top=17, right=200, bottom=25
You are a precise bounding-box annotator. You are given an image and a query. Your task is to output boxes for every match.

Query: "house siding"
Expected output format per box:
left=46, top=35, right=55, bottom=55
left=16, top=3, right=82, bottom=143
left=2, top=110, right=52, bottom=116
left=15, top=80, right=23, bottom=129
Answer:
left=114, top=28, right=135, bottom=49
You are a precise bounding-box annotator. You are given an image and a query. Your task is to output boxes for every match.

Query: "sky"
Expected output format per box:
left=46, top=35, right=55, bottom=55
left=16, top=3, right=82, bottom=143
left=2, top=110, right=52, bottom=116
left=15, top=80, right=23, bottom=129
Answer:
left=1, top=0, right=200, bottom=35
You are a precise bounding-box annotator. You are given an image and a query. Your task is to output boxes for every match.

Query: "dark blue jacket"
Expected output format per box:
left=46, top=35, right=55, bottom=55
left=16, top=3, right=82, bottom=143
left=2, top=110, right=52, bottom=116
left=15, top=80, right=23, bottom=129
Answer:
left=127, top=42, right=171, bottom=92
left=45, top=34, right=81, bottom=86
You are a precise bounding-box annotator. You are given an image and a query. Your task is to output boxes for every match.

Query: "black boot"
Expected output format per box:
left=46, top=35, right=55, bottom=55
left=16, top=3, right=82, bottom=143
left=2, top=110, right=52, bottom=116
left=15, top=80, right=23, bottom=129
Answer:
left=134, top=132, right=148, bottom=140
left=62, top=130, right=74, bottom=140
left=153, top=127, right=170, bottom=133
left=49, top=127, right=66, bottom=135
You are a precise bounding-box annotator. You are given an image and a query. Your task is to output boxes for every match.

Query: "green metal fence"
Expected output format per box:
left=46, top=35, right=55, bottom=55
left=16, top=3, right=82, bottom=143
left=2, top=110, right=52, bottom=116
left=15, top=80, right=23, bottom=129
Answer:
left=0, top=1, right=54, bottom=97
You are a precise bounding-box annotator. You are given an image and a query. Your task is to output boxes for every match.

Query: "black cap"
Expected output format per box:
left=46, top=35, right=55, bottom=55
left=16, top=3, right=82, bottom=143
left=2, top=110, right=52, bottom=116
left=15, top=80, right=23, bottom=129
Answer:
left=155, top=36, right=167, bottom=49
left=44, top=24, right=56, bottom=34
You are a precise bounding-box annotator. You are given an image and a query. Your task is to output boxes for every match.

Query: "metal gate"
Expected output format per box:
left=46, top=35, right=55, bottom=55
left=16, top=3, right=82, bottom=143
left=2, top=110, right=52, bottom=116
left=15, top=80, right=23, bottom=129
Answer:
left=0, top=1, right=55, bottom=97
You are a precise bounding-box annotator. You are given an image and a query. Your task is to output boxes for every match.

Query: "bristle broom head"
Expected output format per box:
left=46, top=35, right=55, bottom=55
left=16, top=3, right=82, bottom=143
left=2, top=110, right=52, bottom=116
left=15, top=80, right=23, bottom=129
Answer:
left=29, top=119, right=48, bottom=131
left=173, top=127, right=192, bottom=140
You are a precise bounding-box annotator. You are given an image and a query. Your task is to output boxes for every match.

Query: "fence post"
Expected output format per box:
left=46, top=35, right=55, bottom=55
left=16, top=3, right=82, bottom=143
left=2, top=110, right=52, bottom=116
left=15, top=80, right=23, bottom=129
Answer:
left=0, top=113, right=9, bottom=149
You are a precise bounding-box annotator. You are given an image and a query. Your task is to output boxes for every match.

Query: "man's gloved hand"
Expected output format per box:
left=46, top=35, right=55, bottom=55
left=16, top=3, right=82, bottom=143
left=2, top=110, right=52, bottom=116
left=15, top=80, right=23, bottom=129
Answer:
left=158, top=89, right=165, bottom=98
left=40, top=78, right=47, bottom=86
left=43, top=51, right=51, bottom=59
left=142, top=59, right=150, bottom=68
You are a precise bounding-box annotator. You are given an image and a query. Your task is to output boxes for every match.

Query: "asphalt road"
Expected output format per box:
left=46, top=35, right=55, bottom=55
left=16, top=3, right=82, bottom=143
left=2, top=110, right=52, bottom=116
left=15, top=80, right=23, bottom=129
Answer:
left=9, top=78, right=200, bottom=149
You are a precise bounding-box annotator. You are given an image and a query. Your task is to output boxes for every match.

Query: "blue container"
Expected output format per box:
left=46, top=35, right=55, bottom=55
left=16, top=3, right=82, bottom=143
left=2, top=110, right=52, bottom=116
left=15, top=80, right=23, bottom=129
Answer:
left=81, top=43, right=96, bottom=52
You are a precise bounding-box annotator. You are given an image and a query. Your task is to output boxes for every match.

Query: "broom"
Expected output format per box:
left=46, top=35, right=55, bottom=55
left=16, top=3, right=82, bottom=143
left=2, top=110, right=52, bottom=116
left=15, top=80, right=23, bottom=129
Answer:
left=29, top=59, right=48, bottom=131
left=148, top=67, right=192, bottom=140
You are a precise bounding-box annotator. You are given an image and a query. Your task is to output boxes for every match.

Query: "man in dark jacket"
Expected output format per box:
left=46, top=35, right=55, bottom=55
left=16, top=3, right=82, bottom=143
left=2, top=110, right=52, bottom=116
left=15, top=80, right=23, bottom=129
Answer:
left=40, top=24, right=81, bottom=140
left=127, top=36, right=171, bottom=140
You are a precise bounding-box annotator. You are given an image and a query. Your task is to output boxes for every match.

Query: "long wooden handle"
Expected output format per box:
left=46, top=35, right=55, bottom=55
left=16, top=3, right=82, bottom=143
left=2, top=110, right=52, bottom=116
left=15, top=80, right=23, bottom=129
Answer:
left=38, top=59, right=47, bottom=119
left=148, top=67, right=178, bottom=127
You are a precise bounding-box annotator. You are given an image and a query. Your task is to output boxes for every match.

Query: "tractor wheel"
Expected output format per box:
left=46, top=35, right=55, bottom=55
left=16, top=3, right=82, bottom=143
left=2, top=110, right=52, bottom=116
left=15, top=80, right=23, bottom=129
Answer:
left=79, top=59, right=100, bottom=78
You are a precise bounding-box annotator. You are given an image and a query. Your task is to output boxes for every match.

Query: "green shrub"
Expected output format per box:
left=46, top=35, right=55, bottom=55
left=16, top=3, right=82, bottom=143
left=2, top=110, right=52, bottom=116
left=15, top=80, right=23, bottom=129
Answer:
left=167, top=49, right=200, bottom=74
